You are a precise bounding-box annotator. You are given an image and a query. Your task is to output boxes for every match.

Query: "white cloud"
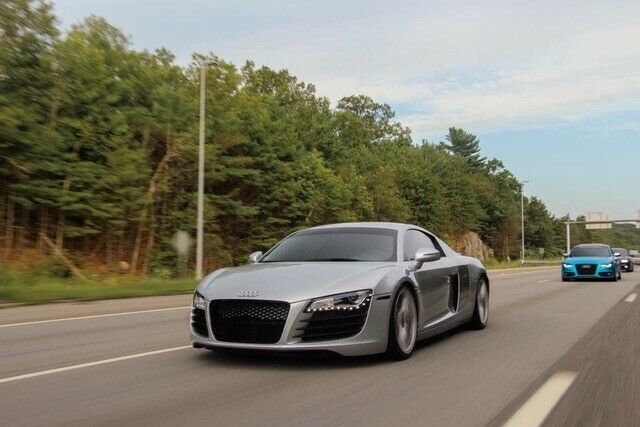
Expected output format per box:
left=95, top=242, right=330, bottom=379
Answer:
left=54, top=0, right=640, bottom=135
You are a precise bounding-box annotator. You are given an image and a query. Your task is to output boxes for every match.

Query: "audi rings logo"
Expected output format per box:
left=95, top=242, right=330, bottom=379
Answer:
left=237, top=290, right=259, bottom=298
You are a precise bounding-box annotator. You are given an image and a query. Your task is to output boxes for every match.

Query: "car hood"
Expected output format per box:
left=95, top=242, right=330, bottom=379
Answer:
left=199, top=262, right=399, bottom=303
left=565, top=256, right=613, bottom=264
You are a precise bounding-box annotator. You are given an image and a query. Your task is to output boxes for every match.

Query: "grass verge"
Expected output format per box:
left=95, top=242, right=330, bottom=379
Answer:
left=483, top=259, right=560, bottom=270
left=0, top=268, right=196, bottom=305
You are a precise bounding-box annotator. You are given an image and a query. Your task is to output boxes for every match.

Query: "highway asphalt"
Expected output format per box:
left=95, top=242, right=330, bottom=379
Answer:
left=1, top=268, right=639, bottom=426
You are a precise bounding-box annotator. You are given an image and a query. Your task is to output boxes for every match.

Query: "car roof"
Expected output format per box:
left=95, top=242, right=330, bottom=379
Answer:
left=307, top=222, right=418, bottom=232
left=573, top=243, right=610, bottom=248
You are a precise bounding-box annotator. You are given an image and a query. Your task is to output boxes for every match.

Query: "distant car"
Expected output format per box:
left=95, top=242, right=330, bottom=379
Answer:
left=190, top=222, right=489, bottom=359
left=630, top=250, right=640, bottom=265
left=562, top=243, right=621, bottom=282
left=612, top=248, right=634, bottom=272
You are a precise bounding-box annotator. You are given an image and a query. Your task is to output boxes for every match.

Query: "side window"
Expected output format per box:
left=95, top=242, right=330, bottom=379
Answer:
left=403, top=230, right=437, bottom=261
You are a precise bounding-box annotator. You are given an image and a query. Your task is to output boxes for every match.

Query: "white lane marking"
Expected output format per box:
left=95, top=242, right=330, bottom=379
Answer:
left=625, top=293, right=637, bottom=303
left=504, top=371, right=578, bottom=427
left=537, top=279, right=551, bottom=283
left=0, top=306, right=190, bottom=329
left=0, top=345, right=191, bottom=385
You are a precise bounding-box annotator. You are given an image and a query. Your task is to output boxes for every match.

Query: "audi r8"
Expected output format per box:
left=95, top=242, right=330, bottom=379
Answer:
left=190, top=222, right=489, bottom=359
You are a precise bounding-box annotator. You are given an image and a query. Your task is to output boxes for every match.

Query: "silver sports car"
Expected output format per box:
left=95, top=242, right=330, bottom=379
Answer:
left=191, top=222, right=489, bottom=359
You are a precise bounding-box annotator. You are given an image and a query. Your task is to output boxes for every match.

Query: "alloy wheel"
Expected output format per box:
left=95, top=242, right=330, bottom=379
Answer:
left=394, top=288, right=417, bottom=354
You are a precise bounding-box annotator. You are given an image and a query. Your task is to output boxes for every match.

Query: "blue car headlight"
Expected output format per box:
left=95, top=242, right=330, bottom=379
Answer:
left=562, top=263, right=573, bottom=269
left=600, top=263, right=613, bottom=268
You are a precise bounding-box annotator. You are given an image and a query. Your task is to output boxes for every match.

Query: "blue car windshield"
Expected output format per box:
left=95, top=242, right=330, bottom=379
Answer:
left=570, top=246, right=610, bottom=257
left=261, top=227, right=398, bottom=262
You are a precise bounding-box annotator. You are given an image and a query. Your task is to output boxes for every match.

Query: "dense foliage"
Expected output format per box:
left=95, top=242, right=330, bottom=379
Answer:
left=3, top=1, right=629, bottom=276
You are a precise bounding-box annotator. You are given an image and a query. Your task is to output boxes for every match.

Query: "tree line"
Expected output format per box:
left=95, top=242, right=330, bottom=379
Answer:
left=1, top=1, right=598, bottom=276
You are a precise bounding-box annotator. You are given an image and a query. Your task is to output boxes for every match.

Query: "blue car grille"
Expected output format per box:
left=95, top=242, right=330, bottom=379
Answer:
left=576, top=264, right=597, bottom=275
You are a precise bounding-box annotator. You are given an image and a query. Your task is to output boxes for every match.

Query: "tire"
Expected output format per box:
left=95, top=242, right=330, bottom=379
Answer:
left=469, top=276, right=489, bottom=330
left=562, top=277, right=570, bottom=282
left=386, top=286, right=418, bottom=360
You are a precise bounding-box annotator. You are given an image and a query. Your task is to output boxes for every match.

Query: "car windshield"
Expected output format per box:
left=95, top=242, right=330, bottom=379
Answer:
left=261, top=227, right=398, bottom=262
left=612, top=248, right=628, bottom=256
left=570, top=246, right=611, bottom=257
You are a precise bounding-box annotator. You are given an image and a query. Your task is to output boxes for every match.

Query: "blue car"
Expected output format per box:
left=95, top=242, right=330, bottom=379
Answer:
left=562, top=243, right=621, bottom=282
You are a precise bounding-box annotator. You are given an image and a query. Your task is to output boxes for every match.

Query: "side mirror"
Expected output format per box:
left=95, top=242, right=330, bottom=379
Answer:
left=613, top=252, right=621, bottom=257
left=562, top=252, right=569, bottom=257
left=248, top=251, right=263, bottom=264
left=414, top=247, right=441, bottom=269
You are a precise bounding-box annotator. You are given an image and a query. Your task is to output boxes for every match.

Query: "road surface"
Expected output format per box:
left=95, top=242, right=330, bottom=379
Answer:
left=1, top=268, right=639, bottom=426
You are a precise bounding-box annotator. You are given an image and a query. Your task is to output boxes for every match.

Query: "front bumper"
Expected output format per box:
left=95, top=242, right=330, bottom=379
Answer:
left=562, top=265, right=616, bottom=279
left=619, top=262, right=632, bottom=271
left=190, top=295, right=393, bottom=356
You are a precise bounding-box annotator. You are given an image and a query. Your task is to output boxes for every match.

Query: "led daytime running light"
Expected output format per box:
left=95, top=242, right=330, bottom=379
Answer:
left=305, top=290, right=372, bottom=313
left=306, top=296, right=372, bottom=312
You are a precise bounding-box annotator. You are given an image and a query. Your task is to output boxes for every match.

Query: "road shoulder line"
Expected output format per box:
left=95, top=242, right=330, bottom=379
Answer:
left=503, top=371, right=578, bottom=427
left=0, top=306, right=190, bottom=328
left=0, top=345, right=191, bottom=385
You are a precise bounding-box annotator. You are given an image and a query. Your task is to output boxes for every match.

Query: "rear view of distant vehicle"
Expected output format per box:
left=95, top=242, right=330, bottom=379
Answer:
left=562, top=244, right=621, bottom=282
left=629, top=250, right=640, bottom=266
left=612, top=248, right=634, bottom=272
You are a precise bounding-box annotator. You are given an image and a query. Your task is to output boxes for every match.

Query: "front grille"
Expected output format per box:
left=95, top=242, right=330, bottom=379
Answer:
left=576, top=264, right=597, bottom=275
left=210, top=300, right=289, bottom=344
left=297, top=300, right=370, bottom=342
left=191, top=307, right=208, bottom=337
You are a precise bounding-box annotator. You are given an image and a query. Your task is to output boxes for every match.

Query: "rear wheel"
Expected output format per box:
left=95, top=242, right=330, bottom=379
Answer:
left=469, top=277, right=489, bottom=330
left=386, top=286, right=418, bottom=360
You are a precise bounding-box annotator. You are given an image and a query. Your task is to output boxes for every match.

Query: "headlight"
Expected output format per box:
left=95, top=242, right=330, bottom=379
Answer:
left=192, top=291, right=206, bottom=310
left=600, top=263, right=612, bottom=268
left=305, top=290, right=372, bottom=313
left=562, top=263, right=573, bottom=269
left=621, top=259, right=629, bottom=263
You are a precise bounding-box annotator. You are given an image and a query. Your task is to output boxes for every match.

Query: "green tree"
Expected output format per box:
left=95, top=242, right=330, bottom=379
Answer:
left=440, top=127, right=487, bottom=170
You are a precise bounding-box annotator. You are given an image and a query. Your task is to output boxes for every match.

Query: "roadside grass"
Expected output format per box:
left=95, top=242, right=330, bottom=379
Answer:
left=484, top=259, right=561, bottom=270
left=0, top=268, right=196, bottom=305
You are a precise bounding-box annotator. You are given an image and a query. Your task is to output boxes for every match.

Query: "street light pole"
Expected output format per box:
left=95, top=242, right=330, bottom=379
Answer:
left=520, top=180, right=528, bottom=264
left=195, top=61, right=208, bottom=280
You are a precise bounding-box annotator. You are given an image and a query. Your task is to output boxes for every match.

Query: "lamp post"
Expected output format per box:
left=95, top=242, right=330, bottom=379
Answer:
left=196, top=59, right=215, bottom=280
left=520, top=180, right=529, bottom=264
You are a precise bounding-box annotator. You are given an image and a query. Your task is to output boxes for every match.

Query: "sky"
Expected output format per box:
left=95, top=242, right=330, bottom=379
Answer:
left=53, top=0, right=640, bottom=220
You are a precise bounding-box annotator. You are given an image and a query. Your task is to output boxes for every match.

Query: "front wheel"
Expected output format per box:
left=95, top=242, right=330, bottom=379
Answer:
left=469, top=277, right=489, bottom=330
left=386, top=286, right=418, bottom=360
